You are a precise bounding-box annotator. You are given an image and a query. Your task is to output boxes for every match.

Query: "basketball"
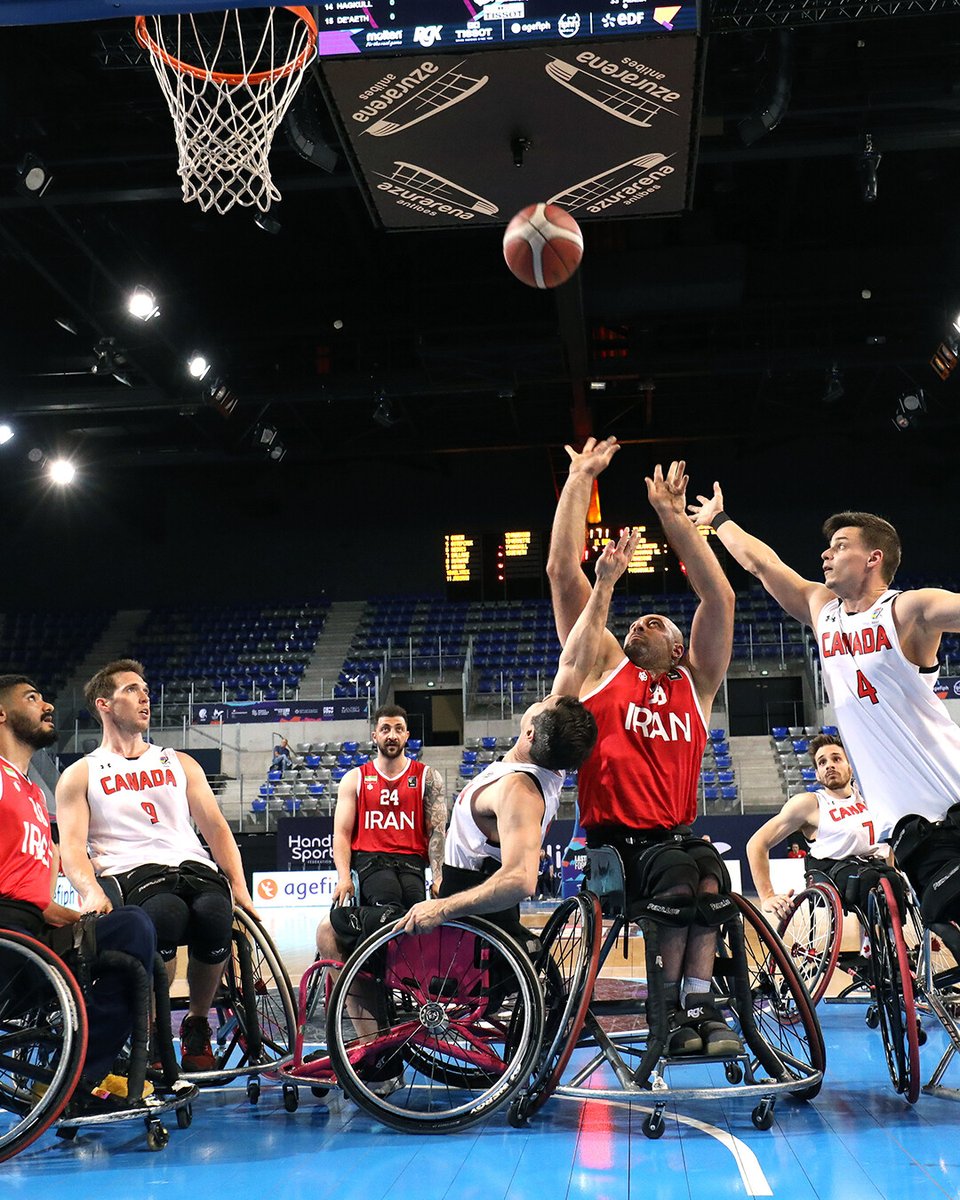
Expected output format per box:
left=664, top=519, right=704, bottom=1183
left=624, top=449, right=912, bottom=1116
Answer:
left=502, top=203, right=584, bottom=289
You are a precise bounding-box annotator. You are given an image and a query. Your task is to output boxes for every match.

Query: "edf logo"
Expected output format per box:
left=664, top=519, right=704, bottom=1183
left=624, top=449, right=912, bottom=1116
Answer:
left=414, top=25, right=443, bottom=47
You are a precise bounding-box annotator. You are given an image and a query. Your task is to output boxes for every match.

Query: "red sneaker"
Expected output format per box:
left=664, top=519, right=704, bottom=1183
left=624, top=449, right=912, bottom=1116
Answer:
left=179, top=1014, right=217, bottom=1072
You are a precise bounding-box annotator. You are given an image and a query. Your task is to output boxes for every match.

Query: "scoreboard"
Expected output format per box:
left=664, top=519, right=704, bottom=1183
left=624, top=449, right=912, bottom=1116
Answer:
left=444, top=522, right=714, bottom=597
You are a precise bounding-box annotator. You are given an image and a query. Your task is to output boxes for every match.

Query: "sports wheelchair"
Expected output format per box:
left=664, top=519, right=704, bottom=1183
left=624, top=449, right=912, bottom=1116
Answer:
left=275, top=914, right=545, bottom=1132
left=507, top=846, right=826, bottom=1138
left=778, top=868, right=960, bottom=1104
left=0, top=927, right=196, bottom=1162
left=166, top=907, right=297, bottom=1101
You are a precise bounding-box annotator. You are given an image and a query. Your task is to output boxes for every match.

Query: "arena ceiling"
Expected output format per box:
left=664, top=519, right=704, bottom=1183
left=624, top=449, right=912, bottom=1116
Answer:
left=0, top=1, right=958, bottom=486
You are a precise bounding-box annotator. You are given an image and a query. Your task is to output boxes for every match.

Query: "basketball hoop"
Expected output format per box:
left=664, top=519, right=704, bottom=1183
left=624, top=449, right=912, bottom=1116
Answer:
left=135, top=6, right=318, bottom=214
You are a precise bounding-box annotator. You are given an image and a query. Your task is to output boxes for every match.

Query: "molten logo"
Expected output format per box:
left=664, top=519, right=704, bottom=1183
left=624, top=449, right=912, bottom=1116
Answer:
left=257, top=878, right=278, bottom=900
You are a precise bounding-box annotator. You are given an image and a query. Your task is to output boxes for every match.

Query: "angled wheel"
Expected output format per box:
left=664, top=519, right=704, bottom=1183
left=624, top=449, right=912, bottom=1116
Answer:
left=727, top=895, right=826, bottom=1100
left=0, top=931, right=88, bottom=1164
left=776, top=884, right=843, bottom=1006
left=214, top=909, right=296, bottom=1072
left=867, top=878, right=920, bottom=1104
left=327, top=918, right=544, bottom=1133
left=517, top=893, right=601, bottom=1119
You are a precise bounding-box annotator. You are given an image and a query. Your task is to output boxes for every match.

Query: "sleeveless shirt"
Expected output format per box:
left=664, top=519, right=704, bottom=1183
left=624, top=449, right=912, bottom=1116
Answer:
left=351, top=757, right=428, bottom=857
left=445, top=760, right=561, bottom=871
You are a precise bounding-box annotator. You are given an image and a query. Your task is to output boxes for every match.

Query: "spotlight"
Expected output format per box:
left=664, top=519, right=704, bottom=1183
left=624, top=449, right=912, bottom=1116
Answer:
left=206, top=379, right=238, bottom=418
left=91, top=337, right=130, bottom=385
left=372, top=397, right=398, bottom=428
left=16, top=152, right=52, bottom=198
left=738, top=30, right=793, bottom=146
left=54, top=316, right=78, bottom=336
left=127, top=286, right=159, bottom=321
left=48, top=458, right=77, bottom=485
left=258, top=424, right=277, bottom=447
left=822, top=364, right=844, bottom=404
left=0, top=424, right=13, bottom=445
left=589, top=381, right=607, bottom=391
left=27, top=447, right=44, bottom=464
left=188, top=354, right=211, bottom=381
left=268, top=441, right=286, bottom=462
left=892, top=389, right=925, bottom=431
left=254, top=212, right=282, bottom=235
left=859, top=133, right=881, bottom=203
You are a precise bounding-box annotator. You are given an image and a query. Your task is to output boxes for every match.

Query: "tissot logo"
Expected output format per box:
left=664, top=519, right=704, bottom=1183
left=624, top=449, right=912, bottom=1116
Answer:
left=414, top=25, right=443, bottom=47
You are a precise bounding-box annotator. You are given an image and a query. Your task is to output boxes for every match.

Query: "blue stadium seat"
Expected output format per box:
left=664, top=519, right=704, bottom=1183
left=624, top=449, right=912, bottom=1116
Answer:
left=714, top=755, right=732, bottom=770
left=720, top=785, right=738, bottom=802
left=718, top=770, right=735, bottom=785
left=771, top=726, right=788, bottom=740
left=709, top=728, right=726, bottom=741
left=701, top=770, right=717, bottom=786
left=251, top=798, right=267, bottom=813
left=407, top=738, right=423, bottom=753
left=821, top=725, right=839, bottom=736
left=792, top=739, right=809, bottom=755
left=481, top=736, right=498, bottom=750
left=800, top=767, right=817, bottom=783
left=704, top=785, right=720, bottom=802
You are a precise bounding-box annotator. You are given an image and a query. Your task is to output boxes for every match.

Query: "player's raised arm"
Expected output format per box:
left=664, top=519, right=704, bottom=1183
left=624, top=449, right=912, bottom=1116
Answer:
left=688, top=481, right=832, bottom=628
left=646, top=462, right=734, bottom=706
left=547, top=437, right=623, bottom=669
left=553, top=528, right=638, bottom=697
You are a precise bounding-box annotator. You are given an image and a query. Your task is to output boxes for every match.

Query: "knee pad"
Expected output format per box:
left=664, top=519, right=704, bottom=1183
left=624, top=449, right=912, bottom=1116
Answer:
left=921, top=860, right=960, bottom=925
left=330, top=902, right=404, bottom=951
left=693, top=893, right=738, bottom=928
left=630, top=894, right=698, bottom=927
left=187, top=891, right=235, bottom=964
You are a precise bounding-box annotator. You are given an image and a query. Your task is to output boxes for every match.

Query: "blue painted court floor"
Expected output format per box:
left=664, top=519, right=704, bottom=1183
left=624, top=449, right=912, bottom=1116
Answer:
left=6, top=1003, right=960, bottom=1199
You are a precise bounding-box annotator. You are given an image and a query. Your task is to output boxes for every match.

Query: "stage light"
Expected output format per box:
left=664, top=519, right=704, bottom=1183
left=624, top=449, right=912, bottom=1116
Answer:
left=372, top=397, right=397, bottom=428
left=930, top=340, right=958, bottom=383
left=268, top=441, right=286, bottom=462
left=48, top=458, right=76, bottom=485
left=16, top=153, right=52, bottom=198
left=859, top=133, right=881, bottom=203
left=892, top=390, right=925, bottom=431
left=188, top=354, right=211, bottom=381
left=258, top=424, right=277, bottom=447
left=589, top=381, right=607, bottom=391
left=127, top=287, right=159, bottom=321
left=206, top=379, right=238, bottom=417
left=0, top=424, right=13, bottom=445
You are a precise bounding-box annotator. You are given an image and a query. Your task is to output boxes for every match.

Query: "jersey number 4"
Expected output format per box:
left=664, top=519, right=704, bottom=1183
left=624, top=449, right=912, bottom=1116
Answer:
left=856, top=669, right=878, bottom=705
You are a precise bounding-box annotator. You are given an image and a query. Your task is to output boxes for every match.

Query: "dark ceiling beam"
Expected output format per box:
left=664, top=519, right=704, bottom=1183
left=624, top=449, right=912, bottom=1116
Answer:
left=699, top=119, right=960, bottom=160
left=710, top=0, right=960, bottom=30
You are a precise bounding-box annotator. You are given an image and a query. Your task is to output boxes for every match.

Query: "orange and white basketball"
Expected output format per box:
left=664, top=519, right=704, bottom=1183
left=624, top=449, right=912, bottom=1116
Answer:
left=502, top=203, right=584, bottom=289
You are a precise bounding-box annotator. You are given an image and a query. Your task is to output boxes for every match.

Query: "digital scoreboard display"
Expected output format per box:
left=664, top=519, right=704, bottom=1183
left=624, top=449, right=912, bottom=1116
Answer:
left=585, top=524, right=667, bottom=574
left=444, top=533, right=477, bottom=583
left=315, top=0, right=698, bottom=57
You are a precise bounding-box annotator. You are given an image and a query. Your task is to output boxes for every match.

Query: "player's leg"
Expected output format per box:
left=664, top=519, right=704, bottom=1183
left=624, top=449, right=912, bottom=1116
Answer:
left=179, top=883, right=234, bottom=1070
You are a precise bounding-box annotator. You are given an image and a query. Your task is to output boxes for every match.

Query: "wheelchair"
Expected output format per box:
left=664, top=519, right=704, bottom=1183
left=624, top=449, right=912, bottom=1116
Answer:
left=274, top=915, right=546, bottom=1132
left=0, top=927, right=196, bottom=1162
left=507, top=846, right=825, bottom=1138
left=778, top=867, right=960, bottom=1103
left=166, top=907, right=297, bottom=1101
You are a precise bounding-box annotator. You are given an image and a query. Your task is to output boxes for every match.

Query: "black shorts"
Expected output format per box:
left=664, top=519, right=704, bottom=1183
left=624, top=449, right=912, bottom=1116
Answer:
left=585, top=824, right=724, bottom=906
left=353, top=851, right=426, bottom=910
left=806, top=855, right=906, bottom=916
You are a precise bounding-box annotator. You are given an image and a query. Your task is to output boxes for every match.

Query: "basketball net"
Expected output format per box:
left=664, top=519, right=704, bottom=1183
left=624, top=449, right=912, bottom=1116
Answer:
left=135, top=6, right=318, bottom=214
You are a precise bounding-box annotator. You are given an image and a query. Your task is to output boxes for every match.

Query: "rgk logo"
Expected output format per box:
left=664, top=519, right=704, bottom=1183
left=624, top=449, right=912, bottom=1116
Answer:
left=414, top=25, right=443, bottom=47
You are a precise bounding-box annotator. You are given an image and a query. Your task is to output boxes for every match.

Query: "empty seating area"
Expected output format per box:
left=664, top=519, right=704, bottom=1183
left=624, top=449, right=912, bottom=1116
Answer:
left=455, top=734, right=516, bottom=792
left=0, top=609, right=111, bottom=699
left=700, top=726, right=739, bottom=811
left=251, top=737, right=424, bottom=821
left=771, top=723, right=839, bottom=798
left=134, top=600, right=328, bottom=720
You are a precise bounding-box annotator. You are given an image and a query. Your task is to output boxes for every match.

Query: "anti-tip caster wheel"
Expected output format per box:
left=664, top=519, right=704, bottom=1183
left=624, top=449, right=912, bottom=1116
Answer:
left=724, top=1061, right=743, bottom=1084
left=507, top=1097, right=529, bottom=1128
left=751, top=1101, right=775, bottom=1131
left=146, top=1121, right=170, bottom=1151
left=282, top=1084, right=299, bottom=1112
left=246, top=1079, right=260, bottom=1105
left=642, top=1112, right=666, bottom=1140
left=176, top=1104, right=192, bottom=1129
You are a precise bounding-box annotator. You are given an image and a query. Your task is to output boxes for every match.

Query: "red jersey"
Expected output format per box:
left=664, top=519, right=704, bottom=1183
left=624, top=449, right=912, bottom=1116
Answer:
left=0, top=754, right=54, bottom=911
left=351, top=758, right=428, bottom=858
left=578, top=659, right=707, bottom=831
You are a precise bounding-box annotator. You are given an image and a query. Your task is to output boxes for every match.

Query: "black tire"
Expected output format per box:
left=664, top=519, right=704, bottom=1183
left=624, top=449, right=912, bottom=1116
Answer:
left=642, top=1113, right=665, bottom=1140
left=176, top=1105, right=192, bottom=1129
left=776, top=884, right=843, bottom=1007
left=327, top=917, right=544, bottom=1133
left=751, top=1102, right=774, bottom=1131
left=146, top=1122, right=169, bottom=1151
left=868, top=878, right=920, bottom=1104
left=518, top=893, right=601, bottom=1118
left=215, top=909, right=297, bottom=1072
left=728, top=895, right=826, bottom=1101
left=0, top=931, right=89, bottom=1164
left=282, top=1084, right=299, bottom=1112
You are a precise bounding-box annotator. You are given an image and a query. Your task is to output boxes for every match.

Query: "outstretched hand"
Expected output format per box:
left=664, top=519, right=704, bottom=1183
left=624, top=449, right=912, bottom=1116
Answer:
left=564, top=436, right=620, bottom=479
left=759, top=890, right=795, bottom=921
left=688, top=480, right=725, bottom=527
left=595, top=528, right=640, bottom=585
left=644, top=460, right=689, bottom=516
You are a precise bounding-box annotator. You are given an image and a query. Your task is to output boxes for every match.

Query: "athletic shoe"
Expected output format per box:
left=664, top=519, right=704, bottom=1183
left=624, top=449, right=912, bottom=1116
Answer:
left=366, top=1073, right=405, bottom=1098
left=179, top=1014, right=217, bottom=1072
left=682, top=994, right=743, bottom=1057
left=664, top=1007, right=703, bottom=1056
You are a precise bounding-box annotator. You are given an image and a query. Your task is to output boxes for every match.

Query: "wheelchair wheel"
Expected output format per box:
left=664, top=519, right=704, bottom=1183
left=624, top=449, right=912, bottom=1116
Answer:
left=327, top=917, right=544, bottom=1133
left=729, top=895, right=826, bottom=1100
left=867, top=878, right=920, bottom=1104
left=0, top=931, right=88, bottom=1164
left=215, top=909, right=296, bottom=1071
left=512, top=893, right=601, bottom=1122
left=776, top=884, right=842, bottom=1007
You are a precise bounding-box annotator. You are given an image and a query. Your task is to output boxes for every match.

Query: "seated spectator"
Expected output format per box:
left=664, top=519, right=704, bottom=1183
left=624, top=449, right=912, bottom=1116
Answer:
left=270, top=737, right=292, bottom=773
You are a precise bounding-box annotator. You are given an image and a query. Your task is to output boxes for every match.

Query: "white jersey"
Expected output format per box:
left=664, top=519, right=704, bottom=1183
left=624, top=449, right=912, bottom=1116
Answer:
left=445, top=760, right=562, bottom=872
left=816, top=590, right=960, bottom=839
left=809, top=784, right=882, bottom=861
left=85, top=744, right=212, bottom=876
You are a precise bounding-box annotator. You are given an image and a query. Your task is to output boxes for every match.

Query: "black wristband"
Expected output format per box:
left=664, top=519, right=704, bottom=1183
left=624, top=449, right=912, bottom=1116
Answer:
left=711, top=511, right=732, bottom=531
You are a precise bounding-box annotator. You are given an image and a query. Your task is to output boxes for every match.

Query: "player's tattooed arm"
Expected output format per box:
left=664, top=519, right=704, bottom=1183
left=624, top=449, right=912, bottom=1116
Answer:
left=424, top=767, right=448, bottom=896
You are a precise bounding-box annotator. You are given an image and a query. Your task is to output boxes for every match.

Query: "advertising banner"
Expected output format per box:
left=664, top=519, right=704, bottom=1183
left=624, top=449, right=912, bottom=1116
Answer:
left=193, top=698, right=369, bottom=725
